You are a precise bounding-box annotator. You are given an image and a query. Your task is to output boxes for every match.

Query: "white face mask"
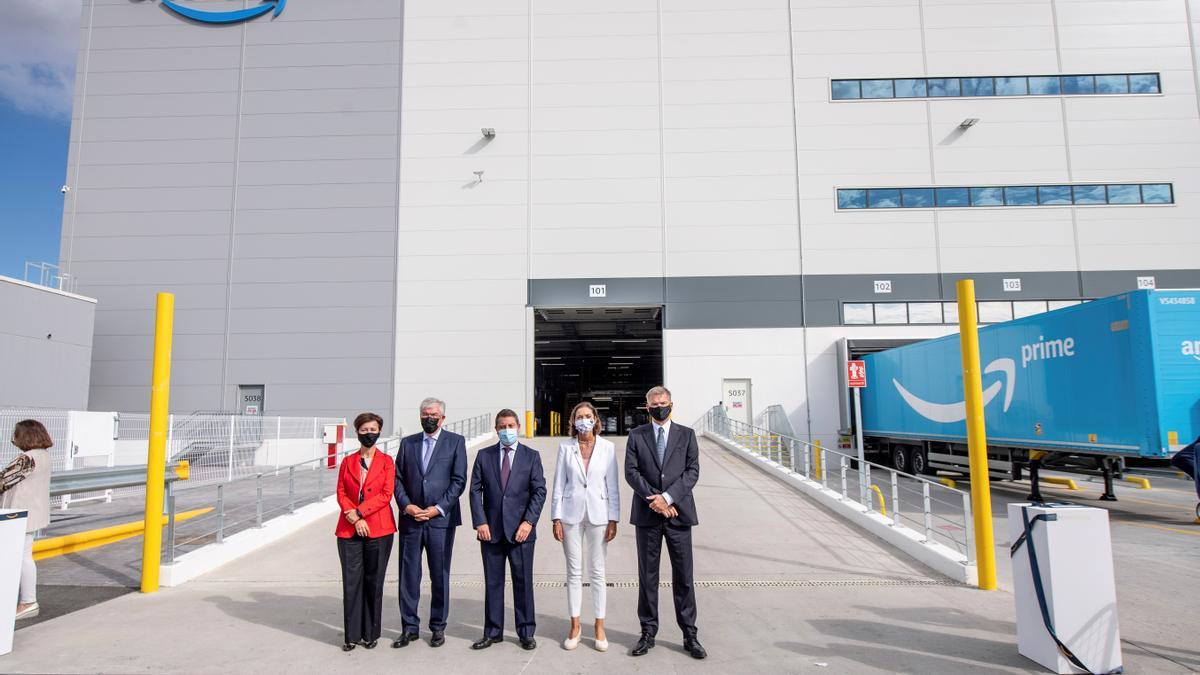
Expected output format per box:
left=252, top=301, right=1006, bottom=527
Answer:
left=574, top=418, right=595, bottom=434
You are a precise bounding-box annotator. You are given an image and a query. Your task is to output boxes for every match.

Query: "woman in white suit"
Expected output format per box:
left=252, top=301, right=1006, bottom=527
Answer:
left=551, top=401, right=619, bottom=652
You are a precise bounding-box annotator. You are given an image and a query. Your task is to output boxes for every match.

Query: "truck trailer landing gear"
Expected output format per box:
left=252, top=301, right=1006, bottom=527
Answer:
left=1099, top=458, right=1119, bottom=502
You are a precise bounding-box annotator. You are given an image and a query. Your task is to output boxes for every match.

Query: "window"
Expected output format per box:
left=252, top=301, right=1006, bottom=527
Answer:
left=836, top=183, right=1174, bottom=210
left=842, top=299, right=1091, bottom=326
left=861, top=79, right=894, bottom=99
left=1038, top=185, right=1072, bottom=205
left=936, top=187, right=969, bottom=207
left=894, top=78, right=927, bottom=98
left=832, top=72, right=1161, bottom=101
left=831, top=80, right=861, bottom=100
left=843, top=303, right=874, bottom=324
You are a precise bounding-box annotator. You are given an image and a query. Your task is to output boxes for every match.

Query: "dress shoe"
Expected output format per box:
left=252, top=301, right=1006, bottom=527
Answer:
left=341, top=643, right=356, bottom=652
left=684, top=637, right=707, bottom=660
left=430, top=630, right=445, bottom=648
left=471, top=636, right=502, bottom=650
left=391, top=632, right=418, bottom=648
left=631, top=634, right=655, bottom=656
left=362, top=639, right=378, bottom=649
left=520, top=636, right=537, bottom=651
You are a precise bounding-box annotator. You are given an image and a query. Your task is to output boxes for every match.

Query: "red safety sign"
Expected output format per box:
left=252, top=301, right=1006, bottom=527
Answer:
left=847, top=360, right=867, bottom=388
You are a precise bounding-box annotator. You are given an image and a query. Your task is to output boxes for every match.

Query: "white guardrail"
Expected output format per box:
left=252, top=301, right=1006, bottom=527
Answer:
left=698, top=408, right=978, bottom=585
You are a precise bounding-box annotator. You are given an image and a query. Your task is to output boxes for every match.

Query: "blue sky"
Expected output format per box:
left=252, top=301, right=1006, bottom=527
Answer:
left=0, top=0, right=79, bottom=280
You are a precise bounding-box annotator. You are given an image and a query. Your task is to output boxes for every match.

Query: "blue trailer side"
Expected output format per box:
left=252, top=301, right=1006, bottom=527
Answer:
left=857, top=290, right=1200, bottom=482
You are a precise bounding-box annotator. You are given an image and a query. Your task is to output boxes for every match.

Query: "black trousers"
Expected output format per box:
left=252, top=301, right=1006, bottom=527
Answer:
left=635, top=523, right=697, bottom=638
left=480, top=538, right=536, bottom=640
left=337, top=533, right=394, bottom=644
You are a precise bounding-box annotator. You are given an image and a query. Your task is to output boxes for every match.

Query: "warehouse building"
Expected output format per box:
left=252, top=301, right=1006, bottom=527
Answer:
left=58, top=0, right=1200, bottom=441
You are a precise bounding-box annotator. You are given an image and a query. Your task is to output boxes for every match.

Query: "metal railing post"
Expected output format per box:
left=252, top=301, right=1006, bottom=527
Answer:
left=803, top=442, right=810, bottom=478
left=288, top=466, right=295, bottom=514
left=840, top=456, right=848, bottom=499
left=891, top=471, right=900, bottom=524
left=863, top=463, right=872, bottom=507
left=922, top=482, right=933, bottom=543
left=275, top=416, right=282, bottom=474
left=216, top=484, right=225, bottom=543
left=227, top=414, right=236, bottom=482
left=317, top=454, right=325, bottom=495
left=963, top=492, right=975, bottom=563
left=255, top=473, right=264, bottom=528
left=165, top=486, right=176, bottom=564
left=820, top=447, right=828, bottom=487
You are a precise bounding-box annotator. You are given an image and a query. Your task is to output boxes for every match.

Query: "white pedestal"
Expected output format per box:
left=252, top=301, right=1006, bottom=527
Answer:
left=1008, top=503, right=1122, bottom=674
left=0, top=509, right=29, bottom=656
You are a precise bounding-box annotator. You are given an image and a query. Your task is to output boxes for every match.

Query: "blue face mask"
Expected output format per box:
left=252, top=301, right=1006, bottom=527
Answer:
left=498, top=428, right=518, bottom=446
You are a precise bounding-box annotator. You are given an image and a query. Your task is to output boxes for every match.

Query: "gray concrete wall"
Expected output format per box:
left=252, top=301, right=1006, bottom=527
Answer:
left=59, top=0, right=402, bottom=423
left=0, top=277, right=96, bottom=410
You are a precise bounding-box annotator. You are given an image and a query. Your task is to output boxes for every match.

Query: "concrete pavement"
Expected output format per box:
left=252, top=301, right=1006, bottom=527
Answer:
left=5, top=436, right=1192, bottom=673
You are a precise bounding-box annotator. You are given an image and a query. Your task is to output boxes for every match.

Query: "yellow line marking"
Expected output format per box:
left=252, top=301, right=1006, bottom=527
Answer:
left=34, top=507, right=213, bottom=561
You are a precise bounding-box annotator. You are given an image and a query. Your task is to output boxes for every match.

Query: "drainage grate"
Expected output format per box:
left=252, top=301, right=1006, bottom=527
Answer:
left=446, top=578, right=961, bottom=589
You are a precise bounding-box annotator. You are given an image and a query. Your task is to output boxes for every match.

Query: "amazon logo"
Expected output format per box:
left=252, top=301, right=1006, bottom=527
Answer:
left=893, top=358, right=1016, bottom=424
left=159, top=0, right=287, bottom=25
left=1183, top=340, right=1200, bottom=362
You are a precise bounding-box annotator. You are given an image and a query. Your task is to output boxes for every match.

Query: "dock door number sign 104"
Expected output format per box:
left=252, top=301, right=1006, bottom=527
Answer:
left=847, top=360, right=867, bottom=388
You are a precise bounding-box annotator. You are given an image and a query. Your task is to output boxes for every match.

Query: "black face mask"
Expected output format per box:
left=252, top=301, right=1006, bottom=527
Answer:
left=420, top=417, right=440, bottom=434
left=357, top=432, right=380, bottom=448
left=648, top=405, right=672, bottom=422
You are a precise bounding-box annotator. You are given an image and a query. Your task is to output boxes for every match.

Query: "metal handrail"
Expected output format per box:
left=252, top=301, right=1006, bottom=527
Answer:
left=443, top=413, right=491, bottom=441
left=699, top=409, right=975, bottom=562
left=50, top=462, right=189, bottom=497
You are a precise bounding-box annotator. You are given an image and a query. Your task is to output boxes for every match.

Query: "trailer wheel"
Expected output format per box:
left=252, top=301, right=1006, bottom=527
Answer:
left=910, top=447, right=932, bottom=476
left=891, top=446, right=911, bottom=473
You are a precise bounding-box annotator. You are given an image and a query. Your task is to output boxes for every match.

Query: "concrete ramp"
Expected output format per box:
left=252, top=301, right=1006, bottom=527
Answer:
left=5, top=437, right=1038, bottom=673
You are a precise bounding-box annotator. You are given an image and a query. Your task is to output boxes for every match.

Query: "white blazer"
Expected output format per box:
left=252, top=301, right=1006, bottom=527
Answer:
left=550, top=436, right=620, bottom=526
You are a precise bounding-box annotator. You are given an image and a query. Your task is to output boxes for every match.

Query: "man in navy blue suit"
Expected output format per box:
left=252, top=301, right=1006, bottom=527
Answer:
left=469, top=409, right=546, bottom=651
left=392, top=397, right=468, bottom=649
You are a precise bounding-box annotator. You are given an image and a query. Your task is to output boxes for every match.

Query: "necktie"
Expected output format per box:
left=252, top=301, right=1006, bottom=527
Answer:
left=501, top=447, right=512, bottom=491
left=422, top=437, right=434, bottom=473
left=656, top=426, right=666, bottom=465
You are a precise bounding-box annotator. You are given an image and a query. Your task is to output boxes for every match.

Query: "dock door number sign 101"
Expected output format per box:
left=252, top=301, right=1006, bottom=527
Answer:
left=847, top=360, right=867, bottom=388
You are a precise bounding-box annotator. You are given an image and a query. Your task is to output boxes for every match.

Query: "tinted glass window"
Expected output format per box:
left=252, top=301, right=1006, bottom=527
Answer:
left=1005, top=186, right=1038, bottom=206
left=960, top=77, right=994, bottom=97
left=1048, top=300, right=1082, bottom=311
left=831, top=80, right=861, bottom=100
left=970, top=187, right=1004, bottom=206
left=996, top=77, right=1029, bottom=95
left=861, top=80, right=894, bottom=98
left=894, top=79, right=927, bottom=98
left=935, top=187, right=969, bottom=207
left=1106, top=184, right=1141, bottom=204
left=909, top=303, right=944, bottom=324
left=927, top=78, right=961, bottom=97
left=978, top=302, right=1014, bottom=324
left=1038, top=185, right=1072, bottom=205
left=900, top=188, right=934, bottom=208
left=837, top=189, right=867, bottom=209
left=1129, top=73, right=1160, bottom=94
left=1072, top=185, right=1107, bottom=205
left=1013, top=301, right=1049, bottom=319
left=867, top=189, right=901, bottom=208
left=1029, top=76, right=1061, bottom=95
left=874, top=303, right=908, bottom=324
left=1095, top=75, right=1129, bottom=94
left=943, top=303, right=959, bottom=324
left=1062, top=75, right=1095, bottom=94
left=843, top=304, right=874, bottom=325
left=1141, top=184, right=1173, bottom=204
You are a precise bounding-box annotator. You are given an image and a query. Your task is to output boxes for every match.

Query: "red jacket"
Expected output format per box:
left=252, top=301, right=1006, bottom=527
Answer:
left=335, top=450, right=398, bottom=539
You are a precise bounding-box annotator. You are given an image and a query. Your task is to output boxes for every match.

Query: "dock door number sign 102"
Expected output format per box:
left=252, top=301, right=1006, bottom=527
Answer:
left=847, top=360, right=867, bottom=388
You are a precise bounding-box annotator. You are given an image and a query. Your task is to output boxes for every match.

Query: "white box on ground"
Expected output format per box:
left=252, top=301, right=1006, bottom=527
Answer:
left=1007, top=503, right=1121, bottom=674
left=0, top=509, right=29, bottom=656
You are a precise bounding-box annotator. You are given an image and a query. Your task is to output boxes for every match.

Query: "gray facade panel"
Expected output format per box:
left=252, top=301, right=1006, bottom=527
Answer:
left=78, top=139, right=238, bottom=165
left=85, top=92, right=241, bottom=119
left=238, top=111, right=400, bottom=139
left=76, top=162, right=236, bottom=191
left=804, top=273, right=942, bottom=303
left=1082, top=269, right=1200, bottom=297
left=0, top=280, right=96, bottom=410
left=241, top=89, right=400, bottom=115
left=528, top=277, right=664, bottom=307
left=238, top=136, right=399, bottom=162
left=234, top=207, right=398, bottom=233
left=82, top=116, right=238, bottom=142
left=228, top=331, right=394, bottom=360
left=236, top=160, right=397, bottom=187
left=229, top=281, right=395, bottom=309
left=229, top=258, right=394, bottom=284
left=667, top=275, right=802, bottom=303
left=941, top=272, right=1082, bottom=300
left=666, top=301, right=805, bottom=329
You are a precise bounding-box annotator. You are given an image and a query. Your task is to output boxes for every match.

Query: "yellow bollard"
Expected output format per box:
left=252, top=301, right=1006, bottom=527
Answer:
left=957, top=279, right=997, bottom=591
left=869, top=484, right=887, bottom=516
left=141, top=292, right=174, bottom=593
left=525, top=410, right=534, bottom=438
left=814, top=439, right=823, bottom=477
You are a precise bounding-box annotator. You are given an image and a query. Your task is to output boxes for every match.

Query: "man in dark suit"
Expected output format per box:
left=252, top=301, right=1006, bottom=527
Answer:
left=392, top=397, right=468, bottom=648
left=625, top=385, right=706, bottom=659
left=469, top=409, right=546, bottom=651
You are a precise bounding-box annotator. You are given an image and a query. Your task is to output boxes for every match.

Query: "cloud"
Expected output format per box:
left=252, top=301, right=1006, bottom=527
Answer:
left=0, top=0, right=80, bottom=118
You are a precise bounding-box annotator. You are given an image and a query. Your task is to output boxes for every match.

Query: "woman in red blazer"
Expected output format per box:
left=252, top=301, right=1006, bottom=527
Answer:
left=336, top=412, right=397, bottom=651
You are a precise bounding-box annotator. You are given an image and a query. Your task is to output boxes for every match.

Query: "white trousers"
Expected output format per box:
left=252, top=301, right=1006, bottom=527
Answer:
left=20, top=534, right=36, bottom=604
left=562, top=520, right=608, bottom=619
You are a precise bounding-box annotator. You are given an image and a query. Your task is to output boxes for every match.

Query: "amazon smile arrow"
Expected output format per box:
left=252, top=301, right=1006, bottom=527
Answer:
left=892, top=357, right=1016, bottom=424
left=161, top=0, right=287, bottom=25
